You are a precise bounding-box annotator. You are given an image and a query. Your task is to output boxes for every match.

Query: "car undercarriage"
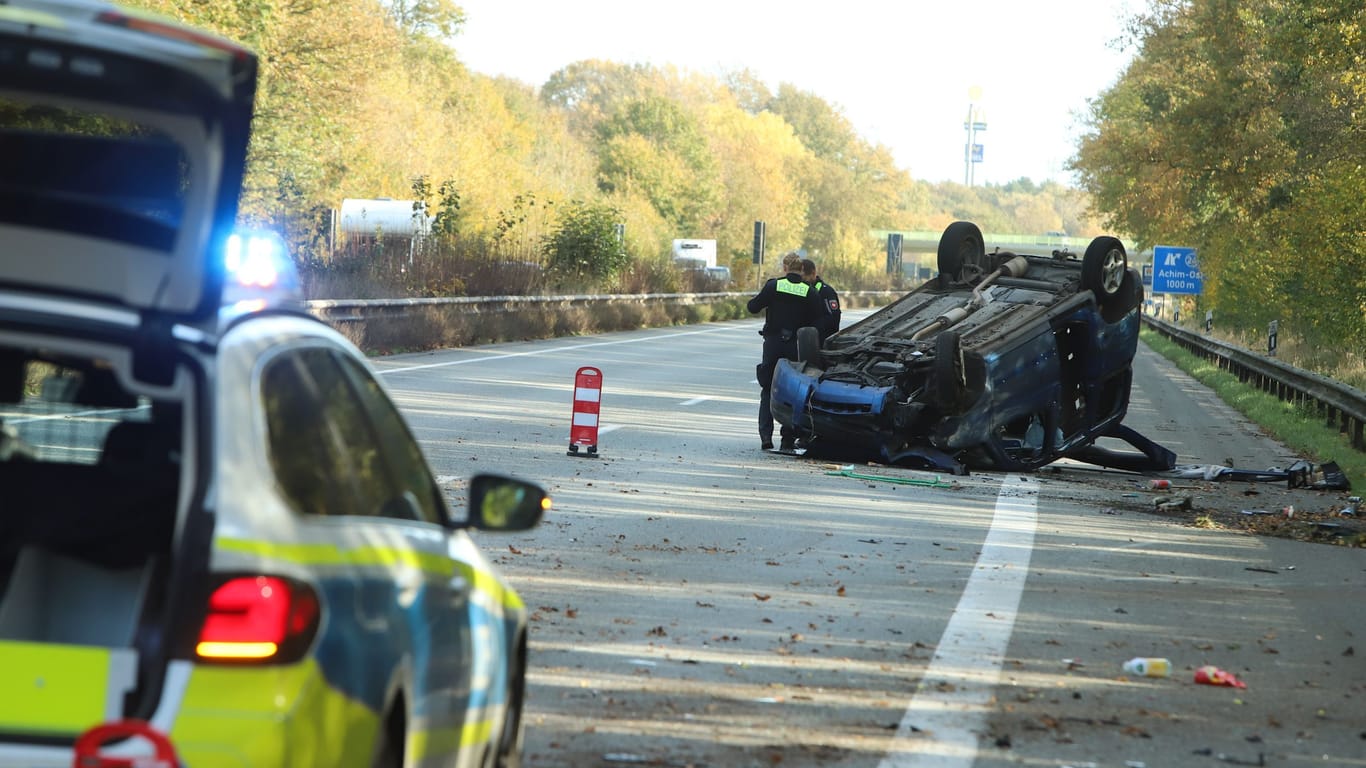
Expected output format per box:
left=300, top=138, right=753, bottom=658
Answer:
left=770, top=222, right=1177, bottom=475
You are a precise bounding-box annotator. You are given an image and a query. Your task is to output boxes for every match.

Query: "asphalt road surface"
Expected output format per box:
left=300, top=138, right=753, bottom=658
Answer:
left=376, top=312, right=1366, bottom=768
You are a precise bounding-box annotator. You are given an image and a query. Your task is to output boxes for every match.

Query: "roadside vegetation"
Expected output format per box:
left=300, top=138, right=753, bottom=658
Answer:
left=130, top=0, right=1105, bottom=303
left=1141, top=328, right=1366, bottom=486
left=126, top=1, right=1361, bottom=385
left=1075, top=0, right=1364, bottom=367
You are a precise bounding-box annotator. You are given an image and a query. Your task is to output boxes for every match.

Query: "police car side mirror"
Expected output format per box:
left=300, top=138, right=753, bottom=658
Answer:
left=466, top=474, right=548, bottom=532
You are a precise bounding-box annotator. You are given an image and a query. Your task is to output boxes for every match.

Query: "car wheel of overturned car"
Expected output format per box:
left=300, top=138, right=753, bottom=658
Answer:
left=937, top=221, right=986, bottom=282
left=1100, top=268, right=1143, bottom=324
left=930, top=330, right=968, bottom=411
left=1082, top=236, right=1128, bottom=304
left=796, top=326, right=823, bottom=368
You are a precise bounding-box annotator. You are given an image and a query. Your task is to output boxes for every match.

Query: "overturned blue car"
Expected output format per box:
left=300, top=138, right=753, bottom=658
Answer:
left=769, top=221, right=1176, bottom=475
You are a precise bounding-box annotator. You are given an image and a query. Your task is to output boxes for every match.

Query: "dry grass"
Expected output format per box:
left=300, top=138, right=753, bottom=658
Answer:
left=348, top=296, right=755, bottom=355
left=1207, top=324, right=1366, bottom=391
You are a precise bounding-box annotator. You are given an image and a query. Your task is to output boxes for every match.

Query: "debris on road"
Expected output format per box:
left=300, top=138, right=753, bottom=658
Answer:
left=1121, top=657, right=1171, bottom=678
left=1194, top=665, right=1247, bottom=688
left=1164, top=459, right=1350, bottom=491
left=1192, top=747, right=1266, bottom=765
left=1153, top=495, right=1193, bottom=511
left=823, top=465, right=955, bottom=488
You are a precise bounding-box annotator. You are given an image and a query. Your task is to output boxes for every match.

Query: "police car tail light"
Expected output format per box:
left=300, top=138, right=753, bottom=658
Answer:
left=196, top=576, right=320, bottom=663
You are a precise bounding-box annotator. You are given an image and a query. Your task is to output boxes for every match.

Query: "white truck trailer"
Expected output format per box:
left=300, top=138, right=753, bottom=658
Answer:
left=671, top=238, right=716, bottom=270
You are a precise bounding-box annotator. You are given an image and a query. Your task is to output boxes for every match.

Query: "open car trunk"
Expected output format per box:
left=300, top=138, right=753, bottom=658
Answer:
left=0, top=0, right=257, bottom=326
left=0, top=335, right=201, bottom=740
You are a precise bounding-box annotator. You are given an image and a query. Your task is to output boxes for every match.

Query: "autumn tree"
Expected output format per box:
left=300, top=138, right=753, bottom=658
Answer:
left=595, top=95, right=721, bottom=235
left=766, top=85, right=906, bottom=282
left=1073, top=0, right=1363, bottom=349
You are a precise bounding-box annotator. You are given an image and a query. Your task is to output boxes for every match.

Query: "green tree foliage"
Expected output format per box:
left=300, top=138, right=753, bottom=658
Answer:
left=541, top=60, right=657, bottom=133
left=766, top=85, right=906, bottom=264
left=542, top=200, right=629, bottom=287
left=1073, top=0, right=1364, bottom=349
left=700, top=102, right=812, bottom=286
left=595, top=95, right=721, bottom=234
left=387, top=0, right=465, bottom=40
left=122, top=1, right=1140, bottom=299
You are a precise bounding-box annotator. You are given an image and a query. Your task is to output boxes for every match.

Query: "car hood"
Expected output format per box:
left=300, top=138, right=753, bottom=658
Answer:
left=0, top=0, right=257, bottom=324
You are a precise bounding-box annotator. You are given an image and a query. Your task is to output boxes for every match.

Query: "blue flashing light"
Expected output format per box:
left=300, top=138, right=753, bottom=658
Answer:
left=225, top=231, right=283, bottom=287
left=222, top=229, right=301, bottom=308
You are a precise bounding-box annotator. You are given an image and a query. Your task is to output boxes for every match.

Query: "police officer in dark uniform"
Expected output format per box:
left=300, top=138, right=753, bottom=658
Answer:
left=748, top=251, right=823, bottom=451
left=801, top=258, right=841, bottom=342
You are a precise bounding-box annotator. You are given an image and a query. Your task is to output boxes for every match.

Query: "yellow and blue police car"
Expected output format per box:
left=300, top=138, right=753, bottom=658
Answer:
left=0, top=2, right=547, bottom=765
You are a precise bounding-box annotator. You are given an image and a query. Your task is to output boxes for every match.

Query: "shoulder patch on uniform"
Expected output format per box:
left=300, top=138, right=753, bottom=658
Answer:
left=828, top=299, right=840, bottom=311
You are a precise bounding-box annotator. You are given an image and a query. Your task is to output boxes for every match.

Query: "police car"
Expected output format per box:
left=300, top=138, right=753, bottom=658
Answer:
left=0, top=2, right=546, bottom=766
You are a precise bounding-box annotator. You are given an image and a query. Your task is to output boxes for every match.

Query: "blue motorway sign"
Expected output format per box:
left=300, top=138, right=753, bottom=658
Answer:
left=1151, top=245, right=1203, bottom=294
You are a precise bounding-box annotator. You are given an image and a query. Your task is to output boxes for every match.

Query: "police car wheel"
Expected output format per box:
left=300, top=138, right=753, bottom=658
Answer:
left=372, top=706, right=404, bottom=768
left=496, top=643, right=528, bottom=767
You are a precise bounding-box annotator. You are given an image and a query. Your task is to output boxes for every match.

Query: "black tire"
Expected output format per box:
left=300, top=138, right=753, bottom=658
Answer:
left=372, top=704, right=404, bottom=768
left=1100, top=268, right=1143, bottom=324
left=1082, top=236, right=1127, bottom=304
left=796, top=326, right=823, bottom=367
left=937, top=222, right=985, bottom=281
left=930, top=331, right=968, bottom=411
left=495, top=640, right=528, bottom=768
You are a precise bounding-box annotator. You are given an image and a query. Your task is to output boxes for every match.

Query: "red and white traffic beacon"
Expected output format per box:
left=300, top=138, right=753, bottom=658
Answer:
left=567, top=366, right=602, bottom=457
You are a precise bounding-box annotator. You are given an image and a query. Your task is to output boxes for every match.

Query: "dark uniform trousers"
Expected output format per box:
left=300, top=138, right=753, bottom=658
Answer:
left=757, top=331, right=798, bottom=444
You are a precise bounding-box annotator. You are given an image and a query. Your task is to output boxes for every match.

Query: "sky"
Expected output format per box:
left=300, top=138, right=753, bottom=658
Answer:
left=449, top=0, right=1143, bottom=187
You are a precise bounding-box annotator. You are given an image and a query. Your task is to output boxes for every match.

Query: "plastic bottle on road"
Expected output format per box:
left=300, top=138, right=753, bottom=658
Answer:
left=1122, top=657, right=1172, bottom=678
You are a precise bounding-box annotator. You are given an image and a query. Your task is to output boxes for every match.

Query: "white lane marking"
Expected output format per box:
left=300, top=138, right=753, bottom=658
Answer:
left=375, top=324, right=753, bottom=375
left=879, top=475, right=1039, bottom=768
left=678, top=396, right=712, bottom=406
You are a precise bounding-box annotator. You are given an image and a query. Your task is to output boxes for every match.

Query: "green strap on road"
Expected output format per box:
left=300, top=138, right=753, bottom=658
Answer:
left=824, top=467, right=953, bottom=487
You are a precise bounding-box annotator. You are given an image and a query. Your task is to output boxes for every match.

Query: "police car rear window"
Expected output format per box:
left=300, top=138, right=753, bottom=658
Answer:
left=0, top=99, right=185, bottom=250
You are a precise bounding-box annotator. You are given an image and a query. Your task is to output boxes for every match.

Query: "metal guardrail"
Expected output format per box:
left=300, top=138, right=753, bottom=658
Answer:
left=305, top=290, right=901, bottom=324
left=1143, top=315, right=1366, bottom=453
left=307, top=291, right=737, bottom=324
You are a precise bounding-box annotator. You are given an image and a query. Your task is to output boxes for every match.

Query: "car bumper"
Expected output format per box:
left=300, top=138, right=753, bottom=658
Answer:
left=770, top=360, right=894, bottom=445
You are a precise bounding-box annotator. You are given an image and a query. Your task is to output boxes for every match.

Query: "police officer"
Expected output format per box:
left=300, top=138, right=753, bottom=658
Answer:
left=748, top=251, right=823, bottom=451
left=801, top=258, right=841, bottom=342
